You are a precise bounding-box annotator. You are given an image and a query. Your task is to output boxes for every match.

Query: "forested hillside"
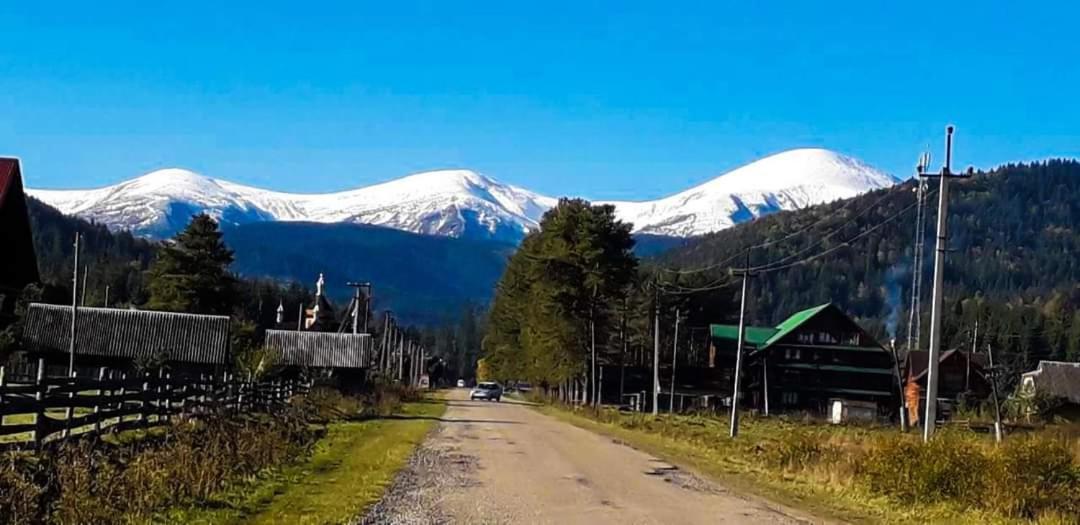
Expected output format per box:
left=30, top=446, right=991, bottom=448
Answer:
left=656, top=160, right=1080, bottom=380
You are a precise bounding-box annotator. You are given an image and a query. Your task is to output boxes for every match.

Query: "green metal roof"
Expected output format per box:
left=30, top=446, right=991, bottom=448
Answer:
left=710, top=303, right=834, bottom=349
left=761, top=303, right=832, bottom=349
left=710, top=324, right=777, bottom=346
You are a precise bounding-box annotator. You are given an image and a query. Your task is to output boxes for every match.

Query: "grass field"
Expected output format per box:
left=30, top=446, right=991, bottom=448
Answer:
left=163, top=399, right=446, bottom=525
left=539, top=405, right=1080, bottom=525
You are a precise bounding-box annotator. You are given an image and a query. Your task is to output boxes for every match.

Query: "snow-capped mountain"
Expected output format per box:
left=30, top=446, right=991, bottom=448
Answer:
left=30, top=168, right=558, bottom=242
left=27, top=148, right=897, bottom=241
left=600, top=148, right=898, bottom=237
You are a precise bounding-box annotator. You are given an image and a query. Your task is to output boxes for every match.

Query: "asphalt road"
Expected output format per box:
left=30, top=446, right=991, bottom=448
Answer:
left=366, top=389, right=815, bottom=525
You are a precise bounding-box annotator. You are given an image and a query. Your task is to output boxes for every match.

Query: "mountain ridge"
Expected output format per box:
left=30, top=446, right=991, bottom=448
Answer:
left=28, top=148, right=896, bottom=241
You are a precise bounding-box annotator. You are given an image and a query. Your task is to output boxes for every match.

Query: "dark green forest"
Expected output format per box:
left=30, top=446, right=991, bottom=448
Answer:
left=12, top=198, right=487, bottom=378
left=655, top=160, right=1080, bottom=385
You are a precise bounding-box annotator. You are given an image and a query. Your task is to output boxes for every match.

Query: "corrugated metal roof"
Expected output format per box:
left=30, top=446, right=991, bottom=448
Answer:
left=1023, top=360, right=1080, bottom=404
left=264, top=329, right=372, bottom=369
left=710, top=324, right=777, bottom=345
left=22, top=303, right=230, bottom=364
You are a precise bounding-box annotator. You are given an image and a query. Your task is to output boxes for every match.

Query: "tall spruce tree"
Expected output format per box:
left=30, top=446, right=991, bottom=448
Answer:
left=146, top=214, right=237, bottom=315
left=483, top=199, right=637, bottom=389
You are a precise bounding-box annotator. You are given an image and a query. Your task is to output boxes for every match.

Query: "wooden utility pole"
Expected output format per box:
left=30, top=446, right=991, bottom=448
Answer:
left=669, top=308, right=680, bottom=412
left=80, top=264, right=88, bottom=307
left=619, top=298, right=627, bottom=403
left=889, top=339, right=908, bottom=431
left=69, top=232, right=81, bottom=376
left=590, top=315, right=597, bottom=408
left=652, top=284, right=660, bottom=416
left=987, top=342, right=1004, bottom=443
left=730, top=249, right=751, bottom=438
left=919, top=125, right=973, bottom=442
left=346, top=282, right=372, bottom=334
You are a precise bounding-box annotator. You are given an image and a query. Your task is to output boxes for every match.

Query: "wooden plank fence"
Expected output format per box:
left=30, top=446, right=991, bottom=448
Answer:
left=0, top=359, right=311, bottom=449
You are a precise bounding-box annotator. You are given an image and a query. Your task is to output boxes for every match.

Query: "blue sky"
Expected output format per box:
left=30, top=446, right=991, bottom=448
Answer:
left=2, top=1, right=1078, bottom=200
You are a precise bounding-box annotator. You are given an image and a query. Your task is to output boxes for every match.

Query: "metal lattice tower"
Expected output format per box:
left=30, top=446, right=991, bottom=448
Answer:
left=905, top=176, right=929, bottom=352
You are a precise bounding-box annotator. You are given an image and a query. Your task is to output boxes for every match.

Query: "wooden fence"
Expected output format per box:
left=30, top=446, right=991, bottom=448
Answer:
left=0, top=359, right=311, bottom=449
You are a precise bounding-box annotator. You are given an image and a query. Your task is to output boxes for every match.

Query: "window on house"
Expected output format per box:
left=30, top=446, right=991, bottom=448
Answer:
left=782, top=391, right=799, bottom=405
left=784, top=348, right=802, bottom=360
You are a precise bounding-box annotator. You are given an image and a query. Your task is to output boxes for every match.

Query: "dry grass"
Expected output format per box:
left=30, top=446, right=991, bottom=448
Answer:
left=0, top=383, right=424, bottom=524
left=542, top=403, right=1080, bottom=524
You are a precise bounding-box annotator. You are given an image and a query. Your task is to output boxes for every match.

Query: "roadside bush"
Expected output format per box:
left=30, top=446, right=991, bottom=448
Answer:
left=761, top=430, right=829, bottom=472
left=858, top=432, right=990, bottom=506
left=295, top=386, right=366, bottom=422
left=986, top=437, right=1080, bottom=519
left=0, top=452, right=44, bottom=525
left=0, top=413, right=319, bottom=524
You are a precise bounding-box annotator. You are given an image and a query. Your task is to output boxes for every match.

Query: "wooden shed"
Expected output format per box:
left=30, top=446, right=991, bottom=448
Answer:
left=263, top=330, right=372, bottom=369
left=21, top=303, right=231, bottom=370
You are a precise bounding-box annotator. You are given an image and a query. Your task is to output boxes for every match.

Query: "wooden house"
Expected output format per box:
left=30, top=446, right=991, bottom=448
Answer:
left=903, top=349, right=990, bottom=425
left=1019, top=360, right=1080, bottom=421
left=711, top=303, right=898, bottom=418
left=0, top=158, right=40, bottom=325
left=21, top=303, right=231, bottom=373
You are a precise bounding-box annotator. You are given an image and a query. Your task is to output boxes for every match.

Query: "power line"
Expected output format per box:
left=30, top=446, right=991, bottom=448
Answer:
left=743, top=193, right=929, bottom=275
left=746, top=184, right=924, bottom=273
left=661, top=183, right=906, bottom=276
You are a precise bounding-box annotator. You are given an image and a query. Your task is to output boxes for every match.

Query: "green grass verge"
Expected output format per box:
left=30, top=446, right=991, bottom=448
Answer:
left=535, top=405, right=1052, bottom=525
left=161, top=399, right=445, bottom=525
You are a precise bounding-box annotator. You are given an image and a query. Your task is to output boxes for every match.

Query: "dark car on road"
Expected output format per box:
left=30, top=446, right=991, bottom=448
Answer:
left=470, top=382, right=503, bottom=402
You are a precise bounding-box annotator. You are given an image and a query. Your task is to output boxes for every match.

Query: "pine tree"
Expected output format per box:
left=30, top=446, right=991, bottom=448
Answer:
left=146, top=214, right=237, bottom=315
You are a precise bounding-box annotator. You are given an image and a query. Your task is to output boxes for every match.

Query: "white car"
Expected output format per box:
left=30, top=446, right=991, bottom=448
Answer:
left=470, top=382, right=503, bottom=402
left=456, top=379, right=466, bottom=388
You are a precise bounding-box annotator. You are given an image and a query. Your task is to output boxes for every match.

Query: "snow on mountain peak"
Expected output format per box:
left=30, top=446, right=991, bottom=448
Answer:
left=28, top=148, right=894, bottom=241
left=602, top=148, right=898, bottom=237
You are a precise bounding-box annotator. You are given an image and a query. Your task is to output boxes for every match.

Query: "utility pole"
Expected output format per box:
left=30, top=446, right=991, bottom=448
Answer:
left=669, top=308, right=680, bottom=412
left=889, top=339, right=908, bottom=431
left=619, top=298, right=627, bottom=403
left=652, top=283, right=660, bottom=416
left=103, top=285, right=110, bottom=308
left=918, top=125, right=974, bottom=442
left=967, top=319, right=978, bottom=392
left=987, top=342, right=1004, bottom=443
left=398, top=332, right=405, bottom=381
left=590, top=315, right=597, bottom=408
left=346, top=282, right=372, bottom=334
left=80, top=264, right=88, bottom=307
left=729, top=249, right=751, bottom=438
left=297, top=304, right=303, bottom=331
left=69, top=232, right=81, bottom=376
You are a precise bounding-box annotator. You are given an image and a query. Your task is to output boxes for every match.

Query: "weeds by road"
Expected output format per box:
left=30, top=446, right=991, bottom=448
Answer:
left=539, top=404, right=1080, bottom=525
left=165, top=399, right=446, bottom=525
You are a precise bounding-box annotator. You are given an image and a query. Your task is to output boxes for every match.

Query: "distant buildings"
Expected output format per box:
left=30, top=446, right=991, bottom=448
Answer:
left=1019, top=360, right=1080, bottom=421
left=904, top=349, right=990, bottom=425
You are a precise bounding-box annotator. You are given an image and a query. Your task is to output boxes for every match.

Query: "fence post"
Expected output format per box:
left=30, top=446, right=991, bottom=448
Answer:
left=33, top=358, right=46, bottom=448
left=0, top=366, right=6, bottom=425
left=140, top=371, right=150, bottom=426
left=164, top=372, right=172, bottom=423
left=93, top=367, right=106, bottom=434
left=117, top=372, right=127, bottom=426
